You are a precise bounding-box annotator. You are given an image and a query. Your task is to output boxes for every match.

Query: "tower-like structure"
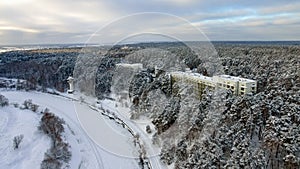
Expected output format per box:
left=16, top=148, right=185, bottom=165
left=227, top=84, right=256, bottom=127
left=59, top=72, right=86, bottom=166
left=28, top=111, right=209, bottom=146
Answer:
left=67, top=76, right=74, bottom=94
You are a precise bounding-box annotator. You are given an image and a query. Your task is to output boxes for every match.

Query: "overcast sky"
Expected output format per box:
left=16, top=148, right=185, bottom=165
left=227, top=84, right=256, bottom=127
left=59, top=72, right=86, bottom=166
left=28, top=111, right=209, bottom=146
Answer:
left=0, top=0, right=300, bottom=45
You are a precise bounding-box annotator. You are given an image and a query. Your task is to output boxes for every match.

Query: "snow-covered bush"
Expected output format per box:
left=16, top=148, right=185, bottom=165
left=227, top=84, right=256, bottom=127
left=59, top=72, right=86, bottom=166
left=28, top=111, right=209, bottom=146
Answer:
left=23, top=99, right=32, bottom=109
left=0, top=94, right=9, bottom=107
left=40, top=156, right=62, bottom=169
left=13, top=102, right=19, bottom=108
left=146, top=125, right=151, bottom=133
left=40, top=142, right=71, bottom=169
left=39, top=112, right=65, bottom=140
left=39, top=112, right=71, bottom=169
left=22, top=99, right=39, bottom=112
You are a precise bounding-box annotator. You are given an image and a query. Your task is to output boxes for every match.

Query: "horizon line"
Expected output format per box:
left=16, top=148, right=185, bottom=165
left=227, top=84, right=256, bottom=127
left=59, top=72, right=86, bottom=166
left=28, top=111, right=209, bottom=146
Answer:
left=1, top=40, right=300, bottom=47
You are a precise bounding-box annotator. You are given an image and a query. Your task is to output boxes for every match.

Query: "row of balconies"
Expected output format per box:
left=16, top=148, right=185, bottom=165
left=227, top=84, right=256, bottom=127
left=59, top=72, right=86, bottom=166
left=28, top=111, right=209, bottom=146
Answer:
left=170, top=72, right=257, bottom=98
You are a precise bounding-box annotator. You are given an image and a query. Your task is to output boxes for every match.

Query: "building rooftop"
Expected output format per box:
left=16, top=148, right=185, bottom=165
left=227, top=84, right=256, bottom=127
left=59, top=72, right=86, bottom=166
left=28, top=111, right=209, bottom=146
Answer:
left=171, top=72, right=256, bottom=84
left=116, top=63, right=143, bottom=69
left=218, top=75, right=256, bottom=83
left=171, top=71, right=214, bottom=82
left=67, top=76, right=74, bottom=80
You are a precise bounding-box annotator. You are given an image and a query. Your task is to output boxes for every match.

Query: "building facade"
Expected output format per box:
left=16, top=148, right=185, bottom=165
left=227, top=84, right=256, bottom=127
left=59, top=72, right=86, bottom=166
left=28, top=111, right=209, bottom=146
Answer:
left=171, top=72, right=256, bottom=98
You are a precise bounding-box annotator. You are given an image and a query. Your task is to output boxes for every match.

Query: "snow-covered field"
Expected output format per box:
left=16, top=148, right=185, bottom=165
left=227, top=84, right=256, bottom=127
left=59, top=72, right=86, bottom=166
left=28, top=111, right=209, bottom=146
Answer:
left=0, top=106, right=50, bottom=169
left=0, top=90, right=142, bottom=169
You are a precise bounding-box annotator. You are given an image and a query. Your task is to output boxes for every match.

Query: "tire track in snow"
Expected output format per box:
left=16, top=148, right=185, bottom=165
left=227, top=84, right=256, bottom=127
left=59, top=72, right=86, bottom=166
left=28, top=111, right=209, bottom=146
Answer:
left=54, top=93, right=156, bottom=169
left=0, top=110, right=9, bottom=133
left=99, top=102, right=163, bottom=169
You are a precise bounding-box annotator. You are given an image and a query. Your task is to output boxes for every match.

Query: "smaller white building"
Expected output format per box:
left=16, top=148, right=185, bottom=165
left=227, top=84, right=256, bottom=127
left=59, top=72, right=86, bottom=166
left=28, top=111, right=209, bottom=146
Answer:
left=113, top=63, right=143, bottom=95
left=67, top=76, right=74, bottom=93
left=115, top=63, right=143, bottom=70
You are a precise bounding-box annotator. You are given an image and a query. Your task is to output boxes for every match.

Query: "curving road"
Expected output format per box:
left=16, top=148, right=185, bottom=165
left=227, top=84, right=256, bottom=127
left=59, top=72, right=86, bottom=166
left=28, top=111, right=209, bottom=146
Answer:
left=1, top=91, right=141, bottom=169
left=1, top=91, right=104, bottom=169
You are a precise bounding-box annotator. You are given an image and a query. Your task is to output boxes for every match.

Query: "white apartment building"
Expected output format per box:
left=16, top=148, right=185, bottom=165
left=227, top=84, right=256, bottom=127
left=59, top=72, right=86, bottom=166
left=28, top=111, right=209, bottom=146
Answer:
left=171, top=72, right=257, bottom=97
left=215, top=75, right=257, bottom=95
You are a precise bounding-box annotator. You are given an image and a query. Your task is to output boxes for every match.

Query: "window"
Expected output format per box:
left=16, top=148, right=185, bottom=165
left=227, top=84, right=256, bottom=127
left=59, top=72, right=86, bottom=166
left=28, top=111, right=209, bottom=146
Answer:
left=241, top=92, right=244, bottom=95
left=241, top=87, right=245, bottom=91
left=252, top=87, right=255, bottom=91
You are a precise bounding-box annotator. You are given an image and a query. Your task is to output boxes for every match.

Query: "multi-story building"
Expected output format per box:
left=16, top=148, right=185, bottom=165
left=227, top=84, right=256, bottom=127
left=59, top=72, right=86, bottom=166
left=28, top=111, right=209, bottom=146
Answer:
left=112, top=63, right=257, bottom=98
left=171, top=72, right=215, bottom=98
left=170, top=72, right=256, bottom=98
left=215, top=75, right=257, bottom=96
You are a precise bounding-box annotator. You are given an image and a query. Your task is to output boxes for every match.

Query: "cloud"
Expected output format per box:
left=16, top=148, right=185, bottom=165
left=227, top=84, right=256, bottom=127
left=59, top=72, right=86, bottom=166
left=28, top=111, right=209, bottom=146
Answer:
left=0, top=0, right=299, bottom=44
left=259, top=2, right=300, bottom=15
left=195, top=12, right=300, bottom=41
left=0, top=26, right=39, bottom=33
left=0, top=0, right=120, bottom=44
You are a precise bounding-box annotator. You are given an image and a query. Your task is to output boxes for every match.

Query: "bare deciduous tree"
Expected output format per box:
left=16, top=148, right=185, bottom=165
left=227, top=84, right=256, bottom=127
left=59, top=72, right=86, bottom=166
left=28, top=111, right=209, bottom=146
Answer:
left=13, top=134, right=24, bottom=149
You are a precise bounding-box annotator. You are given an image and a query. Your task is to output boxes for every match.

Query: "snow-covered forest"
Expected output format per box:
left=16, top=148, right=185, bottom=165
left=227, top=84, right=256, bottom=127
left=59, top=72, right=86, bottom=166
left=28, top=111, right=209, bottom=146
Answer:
left=0, top=42, right=299, bottom=169
left=136, top=75, right=299, bottom=168
left=126, top=44, right=300, bottom=168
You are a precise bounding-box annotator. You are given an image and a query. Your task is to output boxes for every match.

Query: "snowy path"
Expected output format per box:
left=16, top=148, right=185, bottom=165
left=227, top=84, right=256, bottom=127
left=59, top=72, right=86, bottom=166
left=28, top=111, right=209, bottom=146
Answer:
left=55, top=92, right=167, bottom=169
left=1, top=91, right=140, bottom=169
left=100, top=99, right=166, bottom=169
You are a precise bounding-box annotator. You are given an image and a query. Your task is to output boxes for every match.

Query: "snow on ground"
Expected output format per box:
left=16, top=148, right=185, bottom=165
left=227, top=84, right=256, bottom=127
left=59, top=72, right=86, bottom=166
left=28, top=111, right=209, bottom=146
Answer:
left=1, top=90, right=140, bottom=169
left=54, top=91, right=167, bottom=169
left=75, top=102, right=138, bottom=157
left=99, top=96, right=166, bottom=169
left=0, top=104, right=50, bottom=169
